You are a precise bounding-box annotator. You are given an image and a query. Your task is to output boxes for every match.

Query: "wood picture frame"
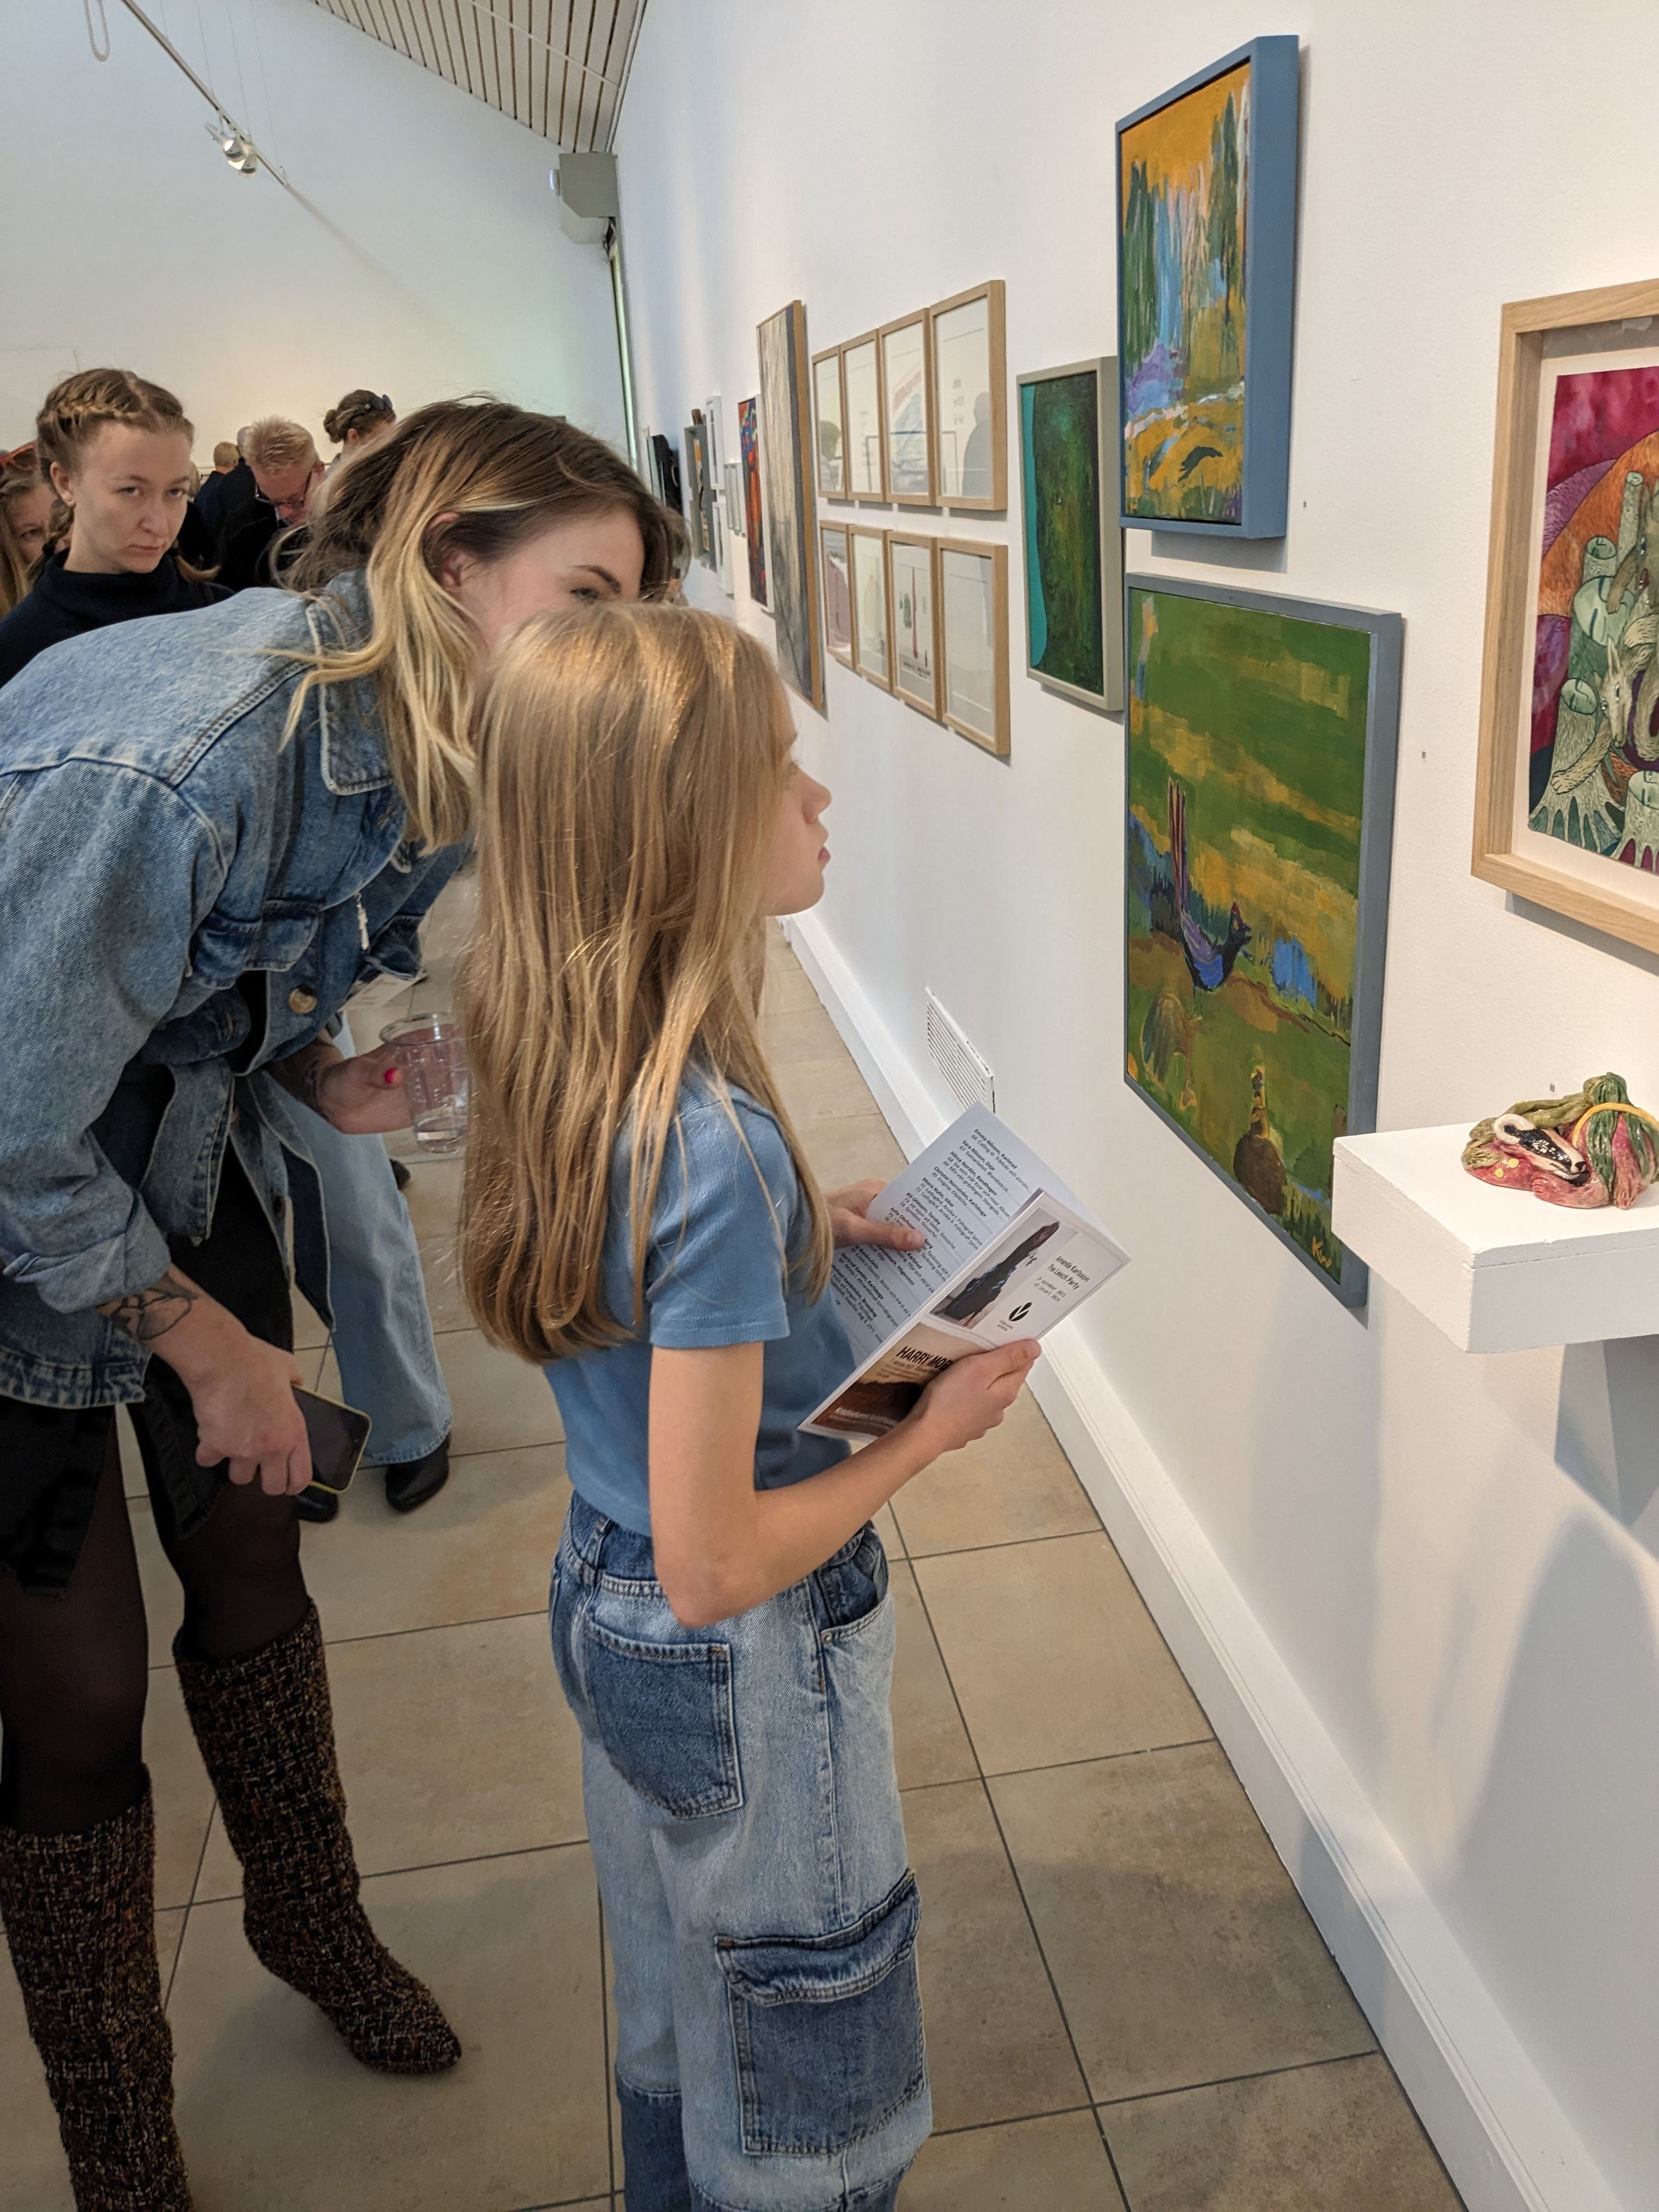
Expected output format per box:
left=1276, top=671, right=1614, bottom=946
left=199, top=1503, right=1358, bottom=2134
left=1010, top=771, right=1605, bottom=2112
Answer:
left=1471, top=278, right=1659, bottom=953
left=821, top=521, right=855, bottom=668
left=756, top=300, right=826, bottom=712
left=812, top=346, right=849, bottom=501
left=1018, top=356, right=1124, bottom=715
left=842, top=331, right=887, bottom=502
left=849, top=524, right=893, bottom=690
left=1124, top=573, right=1403, bottom=1306
left=737, top=396, right=768, bottom=609
left=939, top=539, right=1010, bottom=756
left=1116, top=35, right=1299, bottom=538
left=879, top=312, right=936, bottom=507
left=930, top=280, right=1007, bottom=512
left=888, top=532, right=943, bottom=719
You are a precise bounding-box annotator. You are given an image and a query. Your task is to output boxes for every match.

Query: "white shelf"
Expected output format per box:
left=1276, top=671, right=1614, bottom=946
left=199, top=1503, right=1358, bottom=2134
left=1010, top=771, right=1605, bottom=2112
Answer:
left=1333, top=1124, right=1659, bottom=1352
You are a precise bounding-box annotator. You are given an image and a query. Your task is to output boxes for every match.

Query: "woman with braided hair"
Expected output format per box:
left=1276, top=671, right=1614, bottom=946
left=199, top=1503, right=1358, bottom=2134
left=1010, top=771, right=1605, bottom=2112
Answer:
left=0, top=394, right=679, bottom=2209
left=0, top=371, right=223, bottom=686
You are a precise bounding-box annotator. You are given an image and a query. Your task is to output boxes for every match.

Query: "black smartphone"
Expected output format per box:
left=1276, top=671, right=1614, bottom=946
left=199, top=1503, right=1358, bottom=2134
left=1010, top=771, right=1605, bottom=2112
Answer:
left=294, top=1386, right=373, bottom=1495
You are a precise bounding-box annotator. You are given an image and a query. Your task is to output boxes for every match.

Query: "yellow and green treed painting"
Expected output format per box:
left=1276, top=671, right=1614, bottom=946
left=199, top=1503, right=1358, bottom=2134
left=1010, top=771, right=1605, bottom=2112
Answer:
left=1125, top=587, right=1375, bottom=1286
left=1120, top=61, right=1249, bottom=525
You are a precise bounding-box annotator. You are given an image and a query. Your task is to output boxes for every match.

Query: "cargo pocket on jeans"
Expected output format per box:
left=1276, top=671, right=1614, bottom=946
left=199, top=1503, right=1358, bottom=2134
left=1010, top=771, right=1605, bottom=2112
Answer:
left=717, top=1870, right=925, bottom=2157
left=580, top=1612, right=744, bottom=1819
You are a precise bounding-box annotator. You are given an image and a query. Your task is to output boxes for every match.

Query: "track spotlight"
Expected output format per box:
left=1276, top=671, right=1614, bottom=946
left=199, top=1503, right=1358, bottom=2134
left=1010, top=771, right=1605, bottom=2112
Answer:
left=206, top=116, right=258, bottom=174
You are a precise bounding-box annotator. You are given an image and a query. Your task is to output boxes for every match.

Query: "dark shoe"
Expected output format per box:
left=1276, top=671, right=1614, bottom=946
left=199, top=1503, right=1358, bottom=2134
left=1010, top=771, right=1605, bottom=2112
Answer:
left=0, top=1776, right=194, bottom=2209
left=385, top=1437, right=450, bottom=1514
left=173, top=1605, right=460, bottom=2076
left=293, top=1484, right=340, bottom=1524
left=391, top=1158, right=411, bottom=1192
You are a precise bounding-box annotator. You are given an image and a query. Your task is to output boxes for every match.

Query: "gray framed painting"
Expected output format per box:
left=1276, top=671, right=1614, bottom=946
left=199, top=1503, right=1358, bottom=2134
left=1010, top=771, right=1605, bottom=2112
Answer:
left=1116, top=35, right=1299, bottom=537
left=757, top=300, right=825, bottom=710
left=1018, top=357, right=1123, bottom=714
left=1124, top=575, right=1403, bottom=1304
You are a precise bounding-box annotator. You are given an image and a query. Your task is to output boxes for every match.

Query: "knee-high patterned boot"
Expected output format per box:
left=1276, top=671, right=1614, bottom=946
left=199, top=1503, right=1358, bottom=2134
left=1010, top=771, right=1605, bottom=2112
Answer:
left=173, top=1601, right=459, bottom=2075
left=0, top=1776, right=192, bottom=2210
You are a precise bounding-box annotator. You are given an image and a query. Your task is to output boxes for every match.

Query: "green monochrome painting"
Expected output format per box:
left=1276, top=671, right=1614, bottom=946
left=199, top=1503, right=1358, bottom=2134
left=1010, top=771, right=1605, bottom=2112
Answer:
left=1124, top=578, right=1402, bottom=1302
left=1018, top=358, right=1123, bottom=713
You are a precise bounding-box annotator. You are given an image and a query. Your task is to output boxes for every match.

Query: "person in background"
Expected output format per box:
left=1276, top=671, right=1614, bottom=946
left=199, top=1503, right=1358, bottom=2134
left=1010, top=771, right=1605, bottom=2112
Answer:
left=459, top=603, right=1038, bottom=2212
left=324, top=389, right=397, bottom=464
left=0, top=371, right=223, bottom=686
left=217, top=415, right=325, bottom=590
left=0, top=444, right=53, bottom=614
left=195, top=426, right=258, bottom=544
left=0, top=398, right=676, bottom=2210
left=0, top=376, right=452, bottom=1526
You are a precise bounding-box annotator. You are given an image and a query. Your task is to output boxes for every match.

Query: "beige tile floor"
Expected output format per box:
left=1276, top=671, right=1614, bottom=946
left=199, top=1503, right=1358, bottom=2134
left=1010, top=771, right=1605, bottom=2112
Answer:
left=1, top=916, right=1464, bottom=2212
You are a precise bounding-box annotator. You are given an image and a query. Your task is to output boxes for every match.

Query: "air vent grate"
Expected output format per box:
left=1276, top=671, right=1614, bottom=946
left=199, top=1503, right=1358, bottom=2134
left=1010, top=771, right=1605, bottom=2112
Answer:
left=925, top=989, right=995, bottom=1113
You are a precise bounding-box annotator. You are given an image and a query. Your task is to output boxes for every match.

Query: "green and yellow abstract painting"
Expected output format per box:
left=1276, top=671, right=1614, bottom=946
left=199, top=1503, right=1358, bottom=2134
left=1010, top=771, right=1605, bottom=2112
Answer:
left=1125, top=585, right=1378, bottom=1287
left=1022, top=370, right=1105, bottom=701
left=1120, top=61, right=1248, bottom=524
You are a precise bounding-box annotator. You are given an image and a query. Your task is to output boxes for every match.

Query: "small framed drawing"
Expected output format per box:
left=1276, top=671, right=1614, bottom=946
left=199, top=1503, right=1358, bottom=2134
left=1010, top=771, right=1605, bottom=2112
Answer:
left=737, top=397, right=768, bottom=608
left=931, top=280, right=1006, bottom=511
left=849, top=526, right=892, bottom=690
left=940, top=541, right=1010, bottom=756
left=821, top=522, right=855, bottom=667
left=888, top=533, right=941, bottom=718
left=812, top=347, right=848, bottom=500
left=1116, top=35, right=1299, bottom=537
left=1017, top=357, right=1124, bottom=714
left=682, top=423, right=708, bottom=562
left=843, top=332, right=886, bottom=501
left=724, top=461, right=743, bottom=535
left=880, top=313, right=935, bottom=506
left=1472, top=278, right=1659, bottom=954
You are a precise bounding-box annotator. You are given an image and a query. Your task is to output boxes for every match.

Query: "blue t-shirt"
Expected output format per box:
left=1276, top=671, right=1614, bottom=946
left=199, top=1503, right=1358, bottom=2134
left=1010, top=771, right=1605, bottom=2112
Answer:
left=545, top=1082, right=853, bottom=1535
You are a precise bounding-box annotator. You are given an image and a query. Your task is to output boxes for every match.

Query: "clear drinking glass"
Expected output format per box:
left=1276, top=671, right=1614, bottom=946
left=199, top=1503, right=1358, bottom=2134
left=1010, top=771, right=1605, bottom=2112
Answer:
left=380, top=1014, right=470, bottom=1156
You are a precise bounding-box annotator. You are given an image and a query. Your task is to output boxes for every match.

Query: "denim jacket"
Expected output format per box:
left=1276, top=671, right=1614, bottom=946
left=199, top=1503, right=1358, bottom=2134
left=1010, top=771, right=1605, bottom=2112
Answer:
left=0, top=574, right=465, bottom=1407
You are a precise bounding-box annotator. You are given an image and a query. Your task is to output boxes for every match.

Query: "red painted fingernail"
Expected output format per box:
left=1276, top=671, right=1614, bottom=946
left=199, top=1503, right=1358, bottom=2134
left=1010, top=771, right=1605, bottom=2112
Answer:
left=383, top=1068, right=397, bottom=1085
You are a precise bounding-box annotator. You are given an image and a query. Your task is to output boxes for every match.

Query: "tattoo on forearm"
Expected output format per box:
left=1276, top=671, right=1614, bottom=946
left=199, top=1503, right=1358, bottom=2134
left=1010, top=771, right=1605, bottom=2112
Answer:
left=271, top=1040, right=336, bottom=1116
left=99, top=1271, right=201, bottom=1344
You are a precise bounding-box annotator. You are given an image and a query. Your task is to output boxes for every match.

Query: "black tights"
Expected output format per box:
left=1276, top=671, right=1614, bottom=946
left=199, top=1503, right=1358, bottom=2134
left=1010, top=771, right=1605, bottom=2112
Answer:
left=0, top=1431, right=307, bottom=1836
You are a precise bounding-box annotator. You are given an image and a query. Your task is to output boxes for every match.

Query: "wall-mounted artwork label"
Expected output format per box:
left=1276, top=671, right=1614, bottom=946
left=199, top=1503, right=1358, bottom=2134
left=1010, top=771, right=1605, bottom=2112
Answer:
left=757, top=300, right=825, bottom=709
left=738, top=396, right=768, bottom=608
left=932, top=283, right=1005, bottom=509
left=940, top=543, right=1010, bottom=756
left=1018, top=357, right=1124, bottom=713
left=890, top=536, right=940, bottom=716
left=844, top=336, right=884, bottom=498
left=813, top=349, right=847, bottom=498
left=1124, top=578, right=1402, bottom=1304
left=1116, top=36, right=1297, bottom=538
left=822, top=523, right=854, bottom=665
left=851, top=528, right=891, bottom=688
left=882, top=317, right=934, bottom=502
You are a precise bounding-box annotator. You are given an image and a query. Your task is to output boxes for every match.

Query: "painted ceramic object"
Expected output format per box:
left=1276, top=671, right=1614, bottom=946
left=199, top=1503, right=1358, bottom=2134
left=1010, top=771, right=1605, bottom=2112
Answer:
left=1462, top=1073, right=1659, bottom=1208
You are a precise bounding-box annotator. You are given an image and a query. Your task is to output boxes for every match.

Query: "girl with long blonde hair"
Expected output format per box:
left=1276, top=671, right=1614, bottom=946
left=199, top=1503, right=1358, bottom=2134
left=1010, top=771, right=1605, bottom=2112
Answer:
left=0, top=443, right=52, bottom=614
left=0, top=397, right=676, bottom=2212
left=460, top=602, right=1038, bottom=2212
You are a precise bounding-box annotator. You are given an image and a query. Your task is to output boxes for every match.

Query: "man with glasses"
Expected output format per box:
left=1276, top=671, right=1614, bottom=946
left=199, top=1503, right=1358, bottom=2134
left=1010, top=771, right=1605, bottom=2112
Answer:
left=217, top=415, right=326, bottom=590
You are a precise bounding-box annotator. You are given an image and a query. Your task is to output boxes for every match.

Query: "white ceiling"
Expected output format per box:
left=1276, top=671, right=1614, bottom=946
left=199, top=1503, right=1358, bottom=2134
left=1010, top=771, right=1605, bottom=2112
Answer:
left=308, top=0, right=647, bottom=151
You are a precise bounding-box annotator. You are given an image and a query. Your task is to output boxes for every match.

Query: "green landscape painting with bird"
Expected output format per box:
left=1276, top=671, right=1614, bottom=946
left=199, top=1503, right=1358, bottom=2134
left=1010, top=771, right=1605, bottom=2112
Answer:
left=1125, top=586, right=1374, bottom=1285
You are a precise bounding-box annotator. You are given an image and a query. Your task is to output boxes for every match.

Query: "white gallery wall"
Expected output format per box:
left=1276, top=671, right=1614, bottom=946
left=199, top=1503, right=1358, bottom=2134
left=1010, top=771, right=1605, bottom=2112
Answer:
left=617, top=5, right=1659, bottom=2209
left=0, top=0, right=624, bottom=458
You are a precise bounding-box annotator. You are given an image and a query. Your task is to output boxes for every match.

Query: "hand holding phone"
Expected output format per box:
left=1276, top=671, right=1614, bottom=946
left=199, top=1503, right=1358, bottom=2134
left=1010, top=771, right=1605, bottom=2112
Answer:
left=294, top=1387, right=373, bottom=1495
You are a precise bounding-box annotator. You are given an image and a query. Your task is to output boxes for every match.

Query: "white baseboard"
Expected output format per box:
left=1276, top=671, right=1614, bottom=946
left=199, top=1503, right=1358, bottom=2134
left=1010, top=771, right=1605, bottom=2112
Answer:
left=784, top=910, right=1621, bottom=2212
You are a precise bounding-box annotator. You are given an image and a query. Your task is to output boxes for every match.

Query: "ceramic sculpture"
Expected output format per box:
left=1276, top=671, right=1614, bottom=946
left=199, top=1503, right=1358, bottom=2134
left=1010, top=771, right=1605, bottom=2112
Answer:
left=1462, top=1073, right=1659, bottom=1207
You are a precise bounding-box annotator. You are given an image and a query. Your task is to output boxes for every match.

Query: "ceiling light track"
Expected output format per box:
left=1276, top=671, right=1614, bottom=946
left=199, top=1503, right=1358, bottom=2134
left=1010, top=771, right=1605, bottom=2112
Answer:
left=113, top=0, right=295, bottom=190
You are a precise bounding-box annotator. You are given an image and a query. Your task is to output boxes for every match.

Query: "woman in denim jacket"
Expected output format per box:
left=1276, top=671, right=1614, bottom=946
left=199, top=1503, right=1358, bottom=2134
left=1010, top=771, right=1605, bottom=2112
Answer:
left=0, top=397, right=676, bottom=2211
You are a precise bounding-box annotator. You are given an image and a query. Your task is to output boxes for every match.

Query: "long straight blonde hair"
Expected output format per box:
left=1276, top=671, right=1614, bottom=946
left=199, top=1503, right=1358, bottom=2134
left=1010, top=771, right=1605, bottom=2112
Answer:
left=284, top=399, right=680, bottom=850
left=459, top=603, right=833, bottom=1362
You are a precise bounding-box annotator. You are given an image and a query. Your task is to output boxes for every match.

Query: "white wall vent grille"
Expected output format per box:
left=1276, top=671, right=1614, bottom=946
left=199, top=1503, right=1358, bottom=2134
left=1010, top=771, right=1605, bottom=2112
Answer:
left=925, top=989, right=995, bottom=1114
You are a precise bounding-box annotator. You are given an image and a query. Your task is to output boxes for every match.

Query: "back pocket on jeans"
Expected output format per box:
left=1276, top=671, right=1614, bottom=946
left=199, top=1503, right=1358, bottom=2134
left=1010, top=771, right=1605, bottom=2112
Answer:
left=580, top=1612, right=743, bottom=1819
left=717, top=1870, right=926, bottom=2157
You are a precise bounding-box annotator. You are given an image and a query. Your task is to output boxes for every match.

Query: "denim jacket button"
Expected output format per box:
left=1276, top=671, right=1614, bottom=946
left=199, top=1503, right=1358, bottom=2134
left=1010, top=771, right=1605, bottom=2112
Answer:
left=287, top=986, right=318, bottom=1015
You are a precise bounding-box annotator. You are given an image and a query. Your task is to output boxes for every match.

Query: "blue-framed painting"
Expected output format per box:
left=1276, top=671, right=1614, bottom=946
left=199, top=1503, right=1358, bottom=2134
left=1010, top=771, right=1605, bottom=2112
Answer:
left=1124, top=575, right=1403, bottom=1304
left=1116, top=35, right=1300, bottom=539
left=1018, top=357, right=1124, bottom=714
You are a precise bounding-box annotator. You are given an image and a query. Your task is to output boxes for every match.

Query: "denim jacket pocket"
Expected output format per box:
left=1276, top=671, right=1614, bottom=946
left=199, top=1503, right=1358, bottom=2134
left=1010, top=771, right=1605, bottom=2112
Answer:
left=580, top=1612, right=744, bottom=1819
left=716, top=1870, right=926, bottom=2157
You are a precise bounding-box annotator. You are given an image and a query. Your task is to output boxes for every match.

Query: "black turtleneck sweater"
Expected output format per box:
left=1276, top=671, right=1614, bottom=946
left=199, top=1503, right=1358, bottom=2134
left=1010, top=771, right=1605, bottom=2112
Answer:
left=0, top=552, right=226, bottom=690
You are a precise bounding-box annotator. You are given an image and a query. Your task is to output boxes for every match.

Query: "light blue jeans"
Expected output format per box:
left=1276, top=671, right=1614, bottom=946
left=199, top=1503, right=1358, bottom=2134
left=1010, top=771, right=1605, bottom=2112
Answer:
left=551, top=1494, right=929, bottom=2212
left=306, top=1014, right=450, bottom=1465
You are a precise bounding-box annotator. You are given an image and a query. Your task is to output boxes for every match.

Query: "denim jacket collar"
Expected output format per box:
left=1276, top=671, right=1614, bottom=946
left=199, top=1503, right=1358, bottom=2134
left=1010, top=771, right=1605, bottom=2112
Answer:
left=305, top=573, right=394, bottom=798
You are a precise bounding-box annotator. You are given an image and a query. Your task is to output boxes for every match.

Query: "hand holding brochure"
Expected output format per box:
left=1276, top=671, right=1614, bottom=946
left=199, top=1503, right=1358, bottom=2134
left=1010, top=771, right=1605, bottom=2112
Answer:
left=803, top=1107, right=1129, bottom=1440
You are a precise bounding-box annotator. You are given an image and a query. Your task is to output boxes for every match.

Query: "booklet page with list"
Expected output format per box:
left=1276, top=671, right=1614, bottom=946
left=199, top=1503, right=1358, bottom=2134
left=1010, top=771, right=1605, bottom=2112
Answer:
left=803, top=1105, right=1130, bottom=1440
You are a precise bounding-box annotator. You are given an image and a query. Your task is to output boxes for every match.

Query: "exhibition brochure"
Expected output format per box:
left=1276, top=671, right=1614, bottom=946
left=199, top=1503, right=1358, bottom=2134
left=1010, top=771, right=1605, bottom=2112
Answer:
left=802, top=1106, right=1130, bottom=1440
